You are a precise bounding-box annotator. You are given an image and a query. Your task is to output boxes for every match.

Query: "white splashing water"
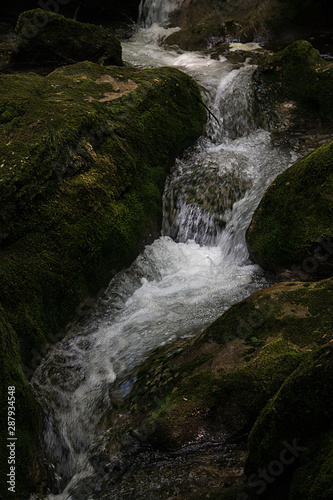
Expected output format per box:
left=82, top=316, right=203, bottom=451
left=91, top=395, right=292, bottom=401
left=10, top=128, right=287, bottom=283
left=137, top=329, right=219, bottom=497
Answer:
left=31, top=4, right=301, bottom=499
left=138, top=0, right=185, bottom=26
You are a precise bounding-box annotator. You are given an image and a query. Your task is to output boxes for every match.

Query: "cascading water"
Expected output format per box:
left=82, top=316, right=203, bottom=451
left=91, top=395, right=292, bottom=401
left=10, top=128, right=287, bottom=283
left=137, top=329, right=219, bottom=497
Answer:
left=30, top=1, right=303, bottom=498
left=138, top=0, right=184, bottom=26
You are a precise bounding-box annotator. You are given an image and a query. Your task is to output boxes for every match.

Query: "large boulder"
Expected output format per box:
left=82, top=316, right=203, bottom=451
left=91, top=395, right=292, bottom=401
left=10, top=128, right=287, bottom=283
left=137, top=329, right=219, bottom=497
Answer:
left=253, top=40, right=333, bottom=130
left=165, top=0, right=280, bottom=50
left=246, top=140, right=333, bottom=280
left=98, top=279, right=333, bottom=500
left=0, top=61, right=205, bottom=498
left=10, top=9, right=123, bottom=67
left=245, top=342, right=333, bottom=498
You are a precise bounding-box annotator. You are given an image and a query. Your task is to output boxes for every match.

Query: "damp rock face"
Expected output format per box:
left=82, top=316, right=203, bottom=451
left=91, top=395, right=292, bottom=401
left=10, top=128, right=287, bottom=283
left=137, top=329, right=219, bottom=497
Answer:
left=164, top=0, right=333, bottom=51
left=253, top=40, right=333, bottom=131
left=163, top=148, right=252, bottom=243
left=10, top=9, right=123, bottom=67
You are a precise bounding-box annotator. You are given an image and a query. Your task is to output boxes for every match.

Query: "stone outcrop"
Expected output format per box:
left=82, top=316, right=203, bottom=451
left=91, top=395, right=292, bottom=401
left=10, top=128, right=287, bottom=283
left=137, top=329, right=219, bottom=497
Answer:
left=10, top=9, right=123, bottom=68
left=253, top=40, right=333, bottom=131
left=246, top=139, right=333, bottom=280
left=246, top=341, right=333, bottom=499
left=127, top=277, right=333, bottom=448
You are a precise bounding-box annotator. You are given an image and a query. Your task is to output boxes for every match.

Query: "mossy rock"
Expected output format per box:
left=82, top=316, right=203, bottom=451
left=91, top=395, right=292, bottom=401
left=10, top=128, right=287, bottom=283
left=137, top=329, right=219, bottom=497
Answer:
left=10, top=9, right=123, bottom=67
left=204, top=278, right=333, bottom=347
left=0, top=60, right=205, bottom=497
left=140, top=340, right=304, bottom=449
left=128, top=278, right=333, bottom=449
left=245, top=342, right=333, bottom=496
left=246, top=140, right=333, bottom=278
left=253, top=40, right=333, bottom=129
left=289, top=431, right=333, bottom=500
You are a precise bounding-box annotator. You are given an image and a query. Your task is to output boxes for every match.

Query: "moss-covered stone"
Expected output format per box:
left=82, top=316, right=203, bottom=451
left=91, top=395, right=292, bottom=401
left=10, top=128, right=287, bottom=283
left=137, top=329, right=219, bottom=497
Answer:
left=128, top=278, right=333, bottom=450
left=0, top=60, right=205, bottom=497
left=10, top=9, right=123, bottom=67
left=166, top=1, right=333, bottom=52
left=245, top=342, right=333, bottom=496
left=253, top=40, right=333, bottom=129
left=246, top=140, right=333, bottom=278
left=165, top=0, right=281, bottom=50
left=289, top=431, right=333, bottom=500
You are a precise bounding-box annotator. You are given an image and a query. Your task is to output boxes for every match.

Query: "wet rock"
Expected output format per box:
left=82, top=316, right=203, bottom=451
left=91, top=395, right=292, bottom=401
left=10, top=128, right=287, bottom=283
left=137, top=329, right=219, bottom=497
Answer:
left=164, top=0, right=281, bottom=50
left=246, top=139, right=333, bottom=279
left=253, top=40, right=333, bottom=131
left=163, top=148, right=252, bottom=243
left=10, top=9, right=123, bottom=69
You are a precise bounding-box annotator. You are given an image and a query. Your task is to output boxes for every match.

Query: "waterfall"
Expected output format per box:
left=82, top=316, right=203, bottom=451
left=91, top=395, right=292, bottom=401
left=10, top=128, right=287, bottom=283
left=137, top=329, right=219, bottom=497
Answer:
left=138, top=0, right=185, bottom=26
left=30, top=14, right=302, bottom=500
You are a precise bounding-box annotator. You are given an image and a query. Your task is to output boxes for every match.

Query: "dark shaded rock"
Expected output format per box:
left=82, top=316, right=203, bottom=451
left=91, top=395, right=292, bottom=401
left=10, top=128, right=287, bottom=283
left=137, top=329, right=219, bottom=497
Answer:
left=245, top=342, right=333, bottom=497
left=289, top=431, right=333, bottom=500
left=253, top=40, right=333, bottom=130
left=0, top=306, right=47, bottom=498
left=0, top=0, right=140, bottom=25
left=10, top=9, right=123, bottom=68
left=246, top=140, right=333, bottom=279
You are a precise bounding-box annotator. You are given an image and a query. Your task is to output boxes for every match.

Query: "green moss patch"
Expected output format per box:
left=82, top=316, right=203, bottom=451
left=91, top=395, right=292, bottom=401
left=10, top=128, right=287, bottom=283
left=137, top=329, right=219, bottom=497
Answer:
left=246, top=140, right=333, bottom=277
left=245, top=342, right=333, bottom=491
left=290, top=431, right=333, bottom=500
left=0, top=305, right=46, bottom=498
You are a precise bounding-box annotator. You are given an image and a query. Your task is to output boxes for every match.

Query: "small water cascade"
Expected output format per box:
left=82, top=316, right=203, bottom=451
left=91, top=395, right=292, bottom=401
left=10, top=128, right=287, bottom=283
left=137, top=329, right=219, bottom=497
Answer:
left=138, top=0, right=184, bottom=26
left=30, top=1, right=303, bottom=498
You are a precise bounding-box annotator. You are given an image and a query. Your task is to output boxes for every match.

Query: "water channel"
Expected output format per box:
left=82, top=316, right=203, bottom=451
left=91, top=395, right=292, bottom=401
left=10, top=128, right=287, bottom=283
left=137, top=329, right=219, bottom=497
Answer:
left=30, top=1, right=315, bottom=498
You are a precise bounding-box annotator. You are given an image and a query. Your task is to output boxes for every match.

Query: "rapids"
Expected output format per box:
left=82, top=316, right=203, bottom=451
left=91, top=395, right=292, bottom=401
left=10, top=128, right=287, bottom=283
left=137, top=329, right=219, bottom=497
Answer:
left=30, top=2, right=303, bottom=498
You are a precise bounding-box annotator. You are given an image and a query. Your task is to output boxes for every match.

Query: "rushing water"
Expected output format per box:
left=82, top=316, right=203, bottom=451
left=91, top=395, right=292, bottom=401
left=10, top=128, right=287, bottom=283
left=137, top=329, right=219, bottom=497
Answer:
left=30, top=3, right=303, bottom=499
left=138, top=0, right=184, bottom=26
